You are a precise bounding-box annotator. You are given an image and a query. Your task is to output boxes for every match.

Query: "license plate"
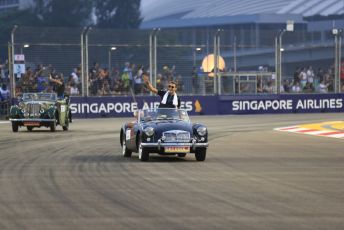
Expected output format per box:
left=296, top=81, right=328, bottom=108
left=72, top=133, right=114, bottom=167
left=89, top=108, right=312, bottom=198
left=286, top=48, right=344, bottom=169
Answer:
left=165, top=146, right=190, bottom=153
left=24, top=122, right=40, bottom=126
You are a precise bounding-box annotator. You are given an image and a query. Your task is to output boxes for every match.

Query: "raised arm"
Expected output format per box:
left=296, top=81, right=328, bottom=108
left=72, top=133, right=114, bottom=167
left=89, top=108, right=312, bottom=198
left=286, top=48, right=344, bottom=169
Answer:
left=142, top=73, right=158, bottom=94
left=49, top=75, right=63, bottom=85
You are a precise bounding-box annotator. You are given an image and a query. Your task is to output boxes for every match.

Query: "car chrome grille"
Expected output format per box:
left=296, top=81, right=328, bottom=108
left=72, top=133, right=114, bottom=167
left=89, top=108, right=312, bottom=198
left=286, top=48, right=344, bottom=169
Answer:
left=28, top=103, right=41, bottom=116
left=163, top=130, right=190, bottom=142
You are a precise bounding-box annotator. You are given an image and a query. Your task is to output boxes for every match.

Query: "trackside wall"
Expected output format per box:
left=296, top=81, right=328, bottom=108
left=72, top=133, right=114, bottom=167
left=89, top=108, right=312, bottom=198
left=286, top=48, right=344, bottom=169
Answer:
left=68, top=93, right=344, bottom=118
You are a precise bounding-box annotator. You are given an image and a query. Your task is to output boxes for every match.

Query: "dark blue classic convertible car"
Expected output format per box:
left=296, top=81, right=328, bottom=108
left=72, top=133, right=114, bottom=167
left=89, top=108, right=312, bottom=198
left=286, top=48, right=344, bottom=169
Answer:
left=120, top=108, right=209, bottom=161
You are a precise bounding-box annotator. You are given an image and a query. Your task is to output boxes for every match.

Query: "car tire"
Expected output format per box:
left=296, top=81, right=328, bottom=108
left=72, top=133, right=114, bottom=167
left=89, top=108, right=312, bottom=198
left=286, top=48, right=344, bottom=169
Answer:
left=50, top=121, right=56, bottom=132
left=195, top=148, right=206, bottom=161
left=12, top=122, right=18, bottom=132
left=122, top=132, right=132, bottom=157
left=27, top=126, right=33, bottom=132
left=177, top=153, right=187, bottom=158
left=138, top=139, right=149, bottom=162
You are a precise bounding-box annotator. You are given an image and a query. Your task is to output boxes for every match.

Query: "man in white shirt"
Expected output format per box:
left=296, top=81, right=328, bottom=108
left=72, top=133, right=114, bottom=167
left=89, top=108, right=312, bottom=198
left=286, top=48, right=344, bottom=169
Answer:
left=70, top=67, right=80, bottom=85
left=291, top=82, right=301, bottom=93
left=0, top=84, right=10, bottom=101
left=318, top=80, right=328, bottom=93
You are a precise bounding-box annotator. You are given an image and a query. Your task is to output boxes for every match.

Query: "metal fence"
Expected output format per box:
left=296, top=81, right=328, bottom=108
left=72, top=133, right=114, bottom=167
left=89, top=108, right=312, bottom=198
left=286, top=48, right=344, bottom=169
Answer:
left=0, top=100, right=9, bottom=119
left=86, top=28, right=150, bottom=96
left=1, top=26, right=343, bottom=100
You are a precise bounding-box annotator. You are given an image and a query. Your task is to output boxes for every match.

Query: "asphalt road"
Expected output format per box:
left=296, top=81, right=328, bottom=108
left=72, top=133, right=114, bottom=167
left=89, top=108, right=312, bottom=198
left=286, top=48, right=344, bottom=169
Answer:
left=0, top=113, right=343, bottom=230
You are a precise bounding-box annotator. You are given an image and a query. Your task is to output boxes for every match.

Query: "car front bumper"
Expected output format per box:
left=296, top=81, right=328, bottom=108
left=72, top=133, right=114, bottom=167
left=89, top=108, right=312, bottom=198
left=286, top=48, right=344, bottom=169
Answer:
left=141, top=139, right=208, bottom=153
left=10, top=118, right=55, bottom=122
left=9, top=118, right=55, bottom=127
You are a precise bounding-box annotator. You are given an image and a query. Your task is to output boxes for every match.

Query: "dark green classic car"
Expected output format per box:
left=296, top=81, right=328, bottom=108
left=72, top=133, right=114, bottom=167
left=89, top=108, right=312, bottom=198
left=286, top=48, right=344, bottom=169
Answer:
left=9, top=93, right=70, bottom=132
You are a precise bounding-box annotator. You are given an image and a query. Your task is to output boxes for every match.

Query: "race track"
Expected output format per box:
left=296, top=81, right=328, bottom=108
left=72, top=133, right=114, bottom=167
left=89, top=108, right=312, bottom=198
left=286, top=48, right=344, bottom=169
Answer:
left=0, top=113, right=343, bottom=230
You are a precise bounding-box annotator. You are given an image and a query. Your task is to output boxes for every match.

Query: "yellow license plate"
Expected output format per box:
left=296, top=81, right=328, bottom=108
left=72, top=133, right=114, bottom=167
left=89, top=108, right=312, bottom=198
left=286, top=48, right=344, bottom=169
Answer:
left=165, top=146, right=190, bottom=153
left=24, top=122, right=40, bottom=126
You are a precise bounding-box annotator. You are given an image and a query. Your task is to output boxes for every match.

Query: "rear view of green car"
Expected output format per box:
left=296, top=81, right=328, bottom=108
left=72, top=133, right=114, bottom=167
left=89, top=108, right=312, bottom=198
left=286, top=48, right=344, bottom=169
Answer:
left=9, top=93, right=71, bottom=132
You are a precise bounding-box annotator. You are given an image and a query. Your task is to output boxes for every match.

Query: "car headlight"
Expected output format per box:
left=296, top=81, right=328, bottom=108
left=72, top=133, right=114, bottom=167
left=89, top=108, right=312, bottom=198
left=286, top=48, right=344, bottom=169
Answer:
left=19, top=102, right=25, bottom=108
left=20, top=103, right=27, bottom=113
left=197, top=126, right=207, bottom=136
left=144, top=127, right=155, bottom=137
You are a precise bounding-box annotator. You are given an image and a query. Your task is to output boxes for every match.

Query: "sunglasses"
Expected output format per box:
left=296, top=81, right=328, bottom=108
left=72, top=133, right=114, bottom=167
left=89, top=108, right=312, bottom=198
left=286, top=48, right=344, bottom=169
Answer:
left=168, top=85, right=175, bottom=89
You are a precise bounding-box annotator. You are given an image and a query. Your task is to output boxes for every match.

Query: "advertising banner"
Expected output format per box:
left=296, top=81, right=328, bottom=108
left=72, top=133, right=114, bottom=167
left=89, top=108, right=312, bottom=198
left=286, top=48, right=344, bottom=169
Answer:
left=59, top=93, right=344, bottom=118
left=70, top=95, right=219, bottom=118
left=13, top=54, right=25, bottom=78
left=219, top=94, right=344, bottom=114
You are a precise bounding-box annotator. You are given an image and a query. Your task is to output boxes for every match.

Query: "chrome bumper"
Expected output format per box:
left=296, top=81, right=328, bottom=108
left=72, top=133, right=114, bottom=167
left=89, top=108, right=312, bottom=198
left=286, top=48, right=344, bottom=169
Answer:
left=141, top=139, right=208, bottom=151
left=9, top=118, right=55, bottom=122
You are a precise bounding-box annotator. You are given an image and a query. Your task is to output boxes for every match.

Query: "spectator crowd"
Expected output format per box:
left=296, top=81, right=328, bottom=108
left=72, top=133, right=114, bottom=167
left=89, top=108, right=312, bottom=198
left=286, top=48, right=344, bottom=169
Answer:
left=0, top=60, right=185, bottom=98
left=1, top=58, right=344, bottom=99
left=88, top=62, right=184, bottom=96
left=252, top=65, right=343, bottom=94
left=281, top=65, right=340, bottom=93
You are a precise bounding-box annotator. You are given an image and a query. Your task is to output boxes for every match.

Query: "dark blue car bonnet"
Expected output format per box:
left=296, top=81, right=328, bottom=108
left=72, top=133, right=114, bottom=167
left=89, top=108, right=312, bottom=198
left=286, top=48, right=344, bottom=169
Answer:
left=143, top=120, right=193, bottom=137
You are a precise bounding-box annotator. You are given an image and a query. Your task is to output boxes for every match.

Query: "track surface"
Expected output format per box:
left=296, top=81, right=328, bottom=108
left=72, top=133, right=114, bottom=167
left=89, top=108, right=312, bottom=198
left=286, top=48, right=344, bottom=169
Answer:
left=0, top=113, right=343, bottom=230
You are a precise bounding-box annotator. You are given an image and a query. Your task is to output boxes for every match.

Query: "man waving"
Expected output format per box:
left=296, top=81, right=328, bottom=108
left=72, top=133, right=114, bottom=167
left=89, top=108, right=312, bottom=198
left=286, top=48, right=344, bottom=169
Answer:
left=142, top=72, right=181, bottom=109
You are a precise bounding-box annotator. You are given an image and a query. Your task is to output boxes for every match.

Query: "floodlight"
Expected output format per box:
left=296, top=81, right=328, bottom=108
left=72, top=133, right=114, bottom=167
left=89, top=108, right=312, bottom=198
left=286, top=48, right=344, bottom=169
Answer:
left=286, top=20, right=294, bottom=32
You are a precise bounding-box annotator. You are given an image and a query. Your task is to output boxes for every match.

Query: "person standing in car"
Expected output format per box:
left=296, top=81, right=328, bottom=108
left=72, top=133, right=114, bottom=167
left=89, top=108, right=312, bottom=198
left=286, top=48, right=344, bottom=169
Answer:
left=142, top=72, right=181, bottom=109
left=49, top=74, right=73, bottom=123
left=49, top=74, right=65, bottom=99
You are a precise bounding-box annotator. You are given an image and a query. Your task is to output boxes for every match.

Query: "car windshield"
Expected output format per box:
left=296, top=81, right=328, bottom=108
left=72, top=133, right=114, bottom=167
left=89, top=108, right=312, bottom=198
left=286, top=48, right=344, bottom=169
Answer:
left=22, top=93, right=57, bottom=102
left=140, top=108, right=190, bottom=122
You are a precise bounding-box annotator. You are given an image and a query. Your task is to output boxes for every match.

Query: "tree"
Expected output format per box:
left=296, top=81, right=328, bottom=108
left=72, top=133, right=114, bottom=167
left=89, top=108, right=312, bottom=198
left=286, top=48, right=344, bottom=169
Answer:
left=0, top=9, right=40, bottom=46
left=0, top=0, right=142, bottom=59
left=94, top=0, right=142, bottom=29
left=32, top=0, right=94, bottom=27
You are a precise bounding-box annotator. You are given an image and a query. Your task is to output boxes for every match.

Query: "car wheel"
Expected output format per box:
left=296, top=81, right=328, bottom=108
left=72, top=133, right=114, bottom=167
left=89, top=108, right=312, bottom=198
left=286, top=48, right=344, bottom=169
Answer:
left=138, top=139, right=149, bottom=162
left=177, top=153, right=187, bottom=158
left=27, top=126, right=33, bottom=132
left=195, top=148, right=206, bottom=161
left=12, top=122, right=18, bottom=132
left=50, top=121, right=56, bottom=132
left=122, top=134, right=132, bottom=157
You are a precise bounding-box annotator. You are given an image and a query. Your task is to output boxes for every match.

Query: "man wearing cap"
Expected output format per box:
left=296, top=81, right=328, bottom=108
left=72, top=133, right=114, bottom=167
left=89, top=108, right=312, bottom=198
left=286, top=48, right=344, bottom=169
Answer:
left=142, top=72, right=181, bottom=109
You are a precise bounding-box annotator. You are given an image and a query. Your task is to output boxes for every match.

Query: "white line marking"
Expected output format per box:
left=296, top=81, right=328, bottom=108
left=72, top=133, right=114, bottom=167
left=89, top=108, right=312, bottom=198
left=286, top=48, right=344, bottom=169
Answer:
left=277, top=127, right=309, bottom=132
left=306, top=130, right=332, bottom=135
left=326, top=133, right=344, bottom=138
